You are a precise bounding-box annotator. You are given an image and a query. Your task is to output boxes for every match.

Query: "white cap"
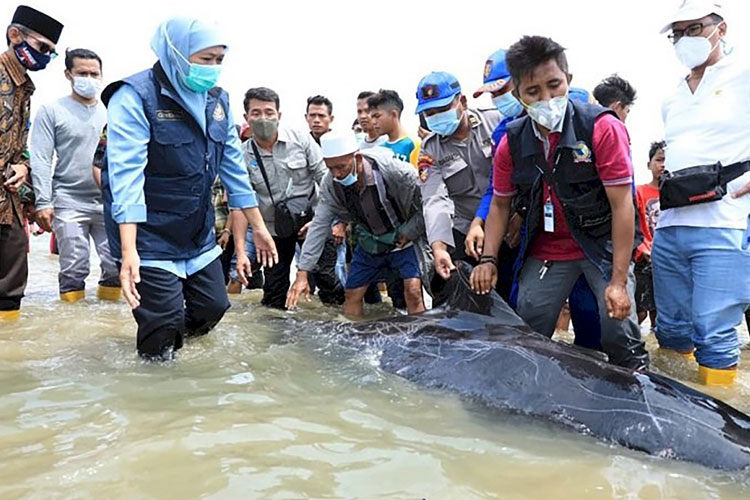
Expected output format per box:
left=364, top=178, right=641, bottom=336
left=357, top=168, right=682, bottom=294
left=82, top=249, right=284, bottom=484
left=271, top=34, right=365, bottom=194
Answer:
left=660, top=0, right=725, bottom=34
left=321, top=131, right=359, bottom=158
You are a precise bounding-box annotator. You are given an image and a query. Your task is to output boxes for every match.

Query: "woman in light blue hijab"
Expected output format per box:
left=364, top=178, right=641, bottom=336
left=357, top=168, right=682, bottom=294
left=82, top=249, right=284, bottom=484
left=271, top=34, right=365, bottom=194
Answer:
left=102, top=17, right=277, bottom=361
left=150, top=17, right=224, bottom=132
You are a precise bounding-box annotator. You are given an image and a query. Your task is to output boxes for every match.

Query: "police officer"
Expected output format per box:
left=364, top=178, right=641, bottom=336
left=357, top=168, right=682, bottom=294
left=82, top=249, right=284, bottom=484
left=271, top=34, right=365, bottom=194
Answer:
left=286, top=132, right=427, bottom=316
left=102, top=18, right=277, bottom=360
left=415, top=72, right=500, bottom=280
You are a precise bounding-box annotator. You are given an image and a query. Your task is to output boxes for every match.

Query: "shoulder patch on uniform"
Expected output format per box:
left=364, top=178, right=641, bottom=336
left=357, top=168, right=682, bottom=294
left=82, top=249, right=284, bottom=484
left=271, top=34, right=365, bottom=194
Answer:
left=417, top=153, right=433, bottom=183
left=213, top=103, right=226, bottom=121
left=572, top=141, right=592, bottom=163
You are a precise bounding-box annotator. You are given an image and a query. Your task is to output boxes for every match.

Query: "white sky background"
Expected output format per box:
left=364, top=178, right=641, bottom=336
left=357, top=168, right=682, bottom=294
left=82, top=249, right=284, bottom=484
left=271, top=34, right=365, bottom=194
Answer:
left=4, top=0, right=749, bottom=184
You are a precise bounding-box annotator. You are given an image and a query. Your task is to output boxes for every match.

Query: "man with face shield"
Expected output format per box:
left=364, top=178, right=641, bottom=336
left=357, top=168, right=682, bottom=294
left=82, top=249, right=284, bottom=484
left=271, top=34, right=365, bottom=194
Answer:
left=30, top=48, right=120, bottom=303
left=470, top=35, right=649, bottom=371
left=286, top=132, right=427, bottom=316
left=415, top=72, right=501, bottom=281
left=654, top=0, right=750, bottom=386
left=231, top=87, right=344, bottom=310
left=0, top=5, right=63, bottom=321
left=101, top=17, right=277, bottom=360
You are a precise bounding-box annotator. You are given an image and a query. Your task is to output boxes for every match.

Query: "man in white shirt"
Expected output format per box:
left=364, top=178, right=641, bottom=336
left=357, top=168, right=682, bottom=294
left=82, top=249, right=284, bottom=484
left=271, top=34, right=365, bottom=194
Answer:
left=654, top=0, right=750, bottom=386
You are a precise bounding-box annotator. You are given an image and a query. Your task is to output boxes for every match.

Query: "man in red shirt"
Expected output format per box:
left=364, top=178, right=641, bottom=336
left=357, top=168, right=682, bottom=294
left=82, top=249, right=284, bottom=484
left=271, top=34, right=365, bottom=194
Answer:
left=634, top=141, right=665, bottom=326
left=470, top=35, right=648, bottom=370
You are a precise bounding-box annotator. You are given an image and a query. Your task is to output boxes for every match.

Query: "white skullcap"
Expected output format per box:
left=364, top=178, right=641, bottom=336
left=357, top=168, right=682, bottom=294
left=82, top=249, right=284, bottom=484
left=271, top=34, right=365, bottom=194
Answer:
left=321, top=132, right=359, bottom=158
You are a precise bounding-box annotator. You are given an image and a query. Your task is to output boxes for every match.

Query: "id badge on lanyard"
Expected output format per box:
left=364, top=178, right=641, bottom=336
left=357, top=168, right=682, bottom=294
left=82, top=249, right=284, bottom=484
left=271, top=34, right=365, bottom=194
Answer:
left=544, top=194, right=554, bottom=233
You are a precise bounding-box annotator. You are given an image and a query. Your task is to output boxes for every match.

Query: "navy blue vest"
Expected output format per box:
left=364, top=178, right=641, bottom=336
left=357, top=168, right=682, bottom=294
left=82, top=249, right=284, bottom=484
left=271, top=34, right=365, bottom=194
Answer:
left=507, top=100, right=641, bottom=280
left=100, top=63, right=228, bottom=260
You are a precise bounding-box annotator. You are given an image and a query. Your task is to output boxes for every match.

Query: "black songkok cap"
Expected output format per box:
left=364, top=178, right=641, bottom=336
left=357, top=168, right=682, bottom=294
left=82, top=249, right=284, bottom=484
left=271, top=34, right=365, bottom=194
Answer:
left=11, top=5, right=64, bottom=44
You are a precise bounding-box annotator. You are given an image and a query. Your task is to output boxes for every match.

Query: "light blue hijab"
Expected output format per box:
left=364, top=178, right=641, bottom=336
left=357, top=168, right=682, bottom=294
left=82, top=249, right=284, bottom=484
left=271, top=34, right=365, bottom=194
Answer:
left=150, top=17, right=227, bottom=133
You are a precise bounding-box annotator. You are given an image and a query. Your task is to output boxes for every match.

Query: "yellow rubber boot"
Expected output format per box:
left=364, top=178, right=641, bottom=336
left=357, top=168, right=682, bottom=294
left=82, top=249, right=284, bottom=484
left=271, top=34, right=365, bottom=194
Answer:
left=0, top=310, right=21, bottom=320
left=698, top=365, right=738, bottom=387
left=97, top=285, right=121, bottom=301
left=60, top=290, right=85, bottom=303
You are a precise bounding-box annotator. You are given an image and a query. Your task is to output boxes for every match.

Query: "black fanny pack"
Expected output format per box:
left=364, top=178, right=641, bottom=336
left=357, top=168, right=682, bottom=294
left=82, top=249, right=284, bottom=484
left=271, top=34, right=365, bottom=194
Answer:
left=659, top=160, right=750, bottom=210
left=252, top=141, right=314, bottom=239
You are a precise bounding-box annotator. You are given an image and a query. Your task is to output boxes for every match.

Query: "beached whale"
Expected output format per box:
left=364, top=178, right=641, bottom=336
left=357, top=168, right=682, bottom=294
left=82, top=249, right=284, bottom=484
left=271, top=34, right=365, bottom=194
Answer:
left=320, top=262, right=750, bottom=471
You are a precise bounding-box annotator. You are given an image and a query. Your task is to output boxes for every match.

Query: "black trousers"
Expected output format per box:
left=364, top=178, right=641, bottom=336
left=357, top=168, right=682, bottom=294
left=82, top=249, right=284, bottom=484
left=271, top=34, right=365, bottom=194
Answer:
left=262, top=235, right=344, bottom=309
left=133, top=258, right=230, bottom=360
left=0, top=218, right=28, bottom=311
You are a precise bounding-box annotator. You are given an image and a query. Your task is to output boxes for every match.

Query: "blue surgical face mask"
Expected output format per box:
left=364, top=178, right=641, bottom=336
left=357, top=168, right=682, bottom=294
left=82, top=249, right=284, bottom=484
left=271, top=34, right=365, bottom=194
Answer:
left=492, top=92, right=523, bottom=119
left=333, top=158, right=358, bottom=186
left=164, top=27, right=222, bottom=93
left=13, top=40, right=52, bottom=71
left=426, top=107, right=462, bottom=137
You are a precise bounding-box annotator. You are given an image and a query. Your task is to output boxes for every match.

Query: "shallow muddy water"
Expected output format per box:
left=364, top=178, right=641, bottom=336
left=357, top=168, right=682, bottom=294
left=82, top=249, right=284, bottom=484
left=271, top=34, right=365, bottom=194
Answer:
left=1, top=234, right=749, bottom=499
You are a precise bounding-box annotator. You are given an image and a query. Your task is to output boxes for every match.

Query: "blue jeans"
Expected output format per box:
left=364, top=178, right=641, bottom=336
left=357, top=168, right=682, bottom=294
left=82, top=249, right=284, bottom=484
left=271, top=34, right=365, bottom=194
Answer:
left=652, top=226, right=750, bottom=369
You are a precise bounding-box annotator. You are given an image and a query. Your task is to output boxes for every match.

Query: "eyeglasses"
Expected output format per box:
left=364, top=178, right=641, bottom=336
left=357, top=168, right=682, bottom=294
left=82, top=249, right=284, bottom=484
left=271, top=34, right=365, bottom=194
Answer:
left=20, top=28, right=57, bottom=58
left=667, top=22, right=717, bottom=44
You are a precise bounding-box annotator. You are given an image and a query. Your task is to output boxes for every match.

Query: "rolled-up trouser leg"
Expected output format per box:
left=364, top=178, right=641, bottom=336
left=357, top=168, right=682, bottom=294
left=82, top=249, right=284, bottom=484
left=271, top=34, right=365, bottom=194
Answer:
left=132, top=266, right=185, bottom=360
left=0, top=218, right=28, bottom=311
left=312, top=236, right=345, bottom=306
left=580, top=260, right=649, bottom=371
left=184, top=258, right=231, bottom=338
left=52, top=208, right=91, bottom=294
left=687, top=227, right=750, bottom=369
left=89, top=210, right=120, bottom=287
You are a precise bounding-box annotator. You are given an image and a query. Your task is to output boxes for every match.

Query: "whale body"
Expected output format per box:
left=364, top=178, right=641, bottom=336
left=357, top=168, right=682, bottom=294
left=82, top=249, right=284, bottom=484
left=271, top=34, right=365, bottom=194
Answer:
left=322, top=263, right=750, bottom=471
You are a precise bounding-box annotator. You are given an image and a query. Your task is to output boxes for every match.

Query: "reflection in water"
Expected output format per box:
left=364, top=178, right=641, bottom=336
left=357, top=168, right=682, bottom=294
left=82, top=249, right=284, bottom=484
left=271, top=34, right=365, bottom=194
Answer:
left=0, top=234, right=749, bottom=499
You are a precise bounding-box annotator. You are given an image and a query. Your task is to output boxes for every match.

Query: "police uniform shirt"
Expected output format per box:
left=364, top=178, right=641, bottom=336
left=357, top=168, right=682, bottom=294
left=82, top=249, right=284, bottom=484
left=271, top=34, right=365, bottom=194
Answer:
left=242, top=125, right=328, bottom=237
left=418, top=108, right=500, bottom=247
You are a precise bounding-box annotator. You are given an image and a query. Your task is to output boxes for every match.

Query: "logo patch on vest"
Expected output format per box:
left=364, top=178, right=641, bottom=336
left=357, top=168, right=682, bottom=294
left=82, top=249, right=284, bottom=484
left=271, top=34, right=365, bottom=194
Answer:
left=572, top=141, right=592, bottom=163
left=213, top=103, right=226, bottom=122
left=156, top=109, right=185, bottom=121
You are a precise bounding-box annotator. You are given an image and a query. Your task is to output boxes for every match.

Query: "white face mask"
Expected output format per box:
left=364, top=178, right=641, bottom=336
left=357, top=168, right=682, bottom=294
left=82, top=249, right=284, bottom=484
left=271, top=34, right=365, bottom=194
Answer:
left=674, top=25, right=720, bottom=69
left=72, top=76, right=102, bottom=99
left=522, top=94, right=568, bottom=133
